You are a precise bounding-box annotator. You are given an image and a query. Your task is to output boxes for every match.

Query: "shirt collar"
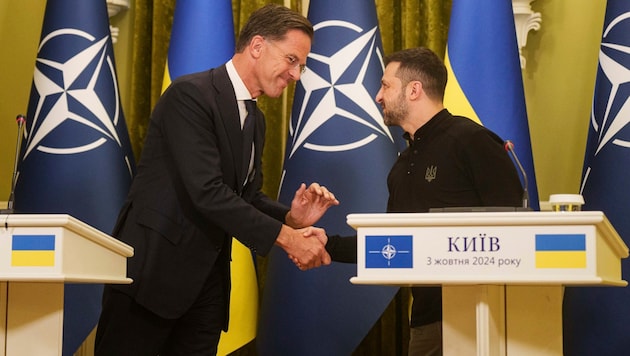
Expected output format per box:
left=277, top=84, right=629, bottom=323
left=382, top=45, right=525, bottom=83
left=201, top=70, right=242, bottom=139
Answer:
left=226, top=59, right=254, bottom=102
left=405, top=108, right=450, bottom=144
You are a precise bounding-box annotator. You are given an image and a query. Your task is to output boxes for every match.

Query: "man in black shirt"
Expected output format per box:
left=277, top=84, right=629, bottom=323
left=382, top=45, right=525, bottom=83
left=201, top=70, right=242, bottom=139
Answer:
left=326, top=47, right=523, bottom=355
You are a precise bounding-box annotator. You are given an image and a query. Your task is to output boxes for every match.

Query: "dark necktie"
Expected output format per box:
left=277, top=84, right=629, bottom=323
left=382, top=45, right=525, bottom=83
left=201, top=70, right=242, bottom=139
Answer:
left=242, top=100, right=256, bottom=185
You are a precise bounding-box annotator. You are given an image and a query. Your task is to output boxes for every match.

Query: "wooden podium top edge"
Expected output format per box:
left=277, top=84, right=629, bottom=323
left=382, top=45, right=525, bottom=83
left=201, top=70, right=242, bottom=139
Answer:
left=1, top=213, right=133, bottom=257
left=346, top=211, right=608, bottom=228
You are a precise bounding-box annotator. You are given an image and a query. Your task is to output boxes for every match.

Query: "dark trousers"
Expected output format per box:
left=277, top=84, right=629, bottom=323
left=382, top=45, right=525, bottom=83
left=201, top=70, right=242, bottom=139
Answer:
left=94, top=267, right=225, bottom=356
left=408, top=321, right=442, bottom=356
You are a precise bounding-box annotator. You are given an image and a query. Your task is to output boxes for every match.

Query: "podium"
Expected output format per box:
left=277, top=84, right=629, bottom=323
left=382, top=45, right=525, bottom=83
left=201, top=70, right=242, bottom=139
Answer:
left=0, top=214, right=133, bottom=356
left=347, top=211, right=628, bottom=356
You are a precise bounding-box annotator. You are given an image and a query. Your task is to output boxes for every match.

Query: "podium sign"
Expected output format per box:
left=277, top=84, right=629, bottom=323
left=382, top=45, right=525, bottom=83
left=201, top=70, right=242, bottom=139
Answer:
left=347, top=211, right=628, bottom=355
left=0, top=214, right=133, bottom=355
left=348, top=211, right=627, bottom=286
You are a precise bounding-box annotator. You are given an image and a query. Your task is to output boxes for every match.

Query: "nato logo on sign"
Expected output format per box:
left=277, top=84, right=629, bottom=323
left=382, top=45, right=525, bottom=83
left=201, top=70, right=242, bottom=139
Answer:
left=365, top=235, right=413, bottom=268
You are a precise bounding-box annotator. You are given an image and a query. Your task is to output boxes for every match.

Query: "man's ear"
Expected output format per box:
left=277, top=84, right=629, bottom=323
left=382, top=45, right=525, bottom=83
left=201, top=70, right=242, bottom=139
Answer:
left=250, top=35, right=265, bottom=58
left=408, top=81, right=423, bottom=100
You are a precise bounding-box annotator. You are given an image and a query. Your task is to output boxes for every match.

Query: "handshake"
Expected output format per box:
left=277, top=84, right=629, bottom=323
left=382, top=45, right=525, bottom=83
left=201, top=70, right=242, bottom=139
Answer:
left=275, top=182, right=339, bottom=271
left=276, top=226, right=331, bottom=271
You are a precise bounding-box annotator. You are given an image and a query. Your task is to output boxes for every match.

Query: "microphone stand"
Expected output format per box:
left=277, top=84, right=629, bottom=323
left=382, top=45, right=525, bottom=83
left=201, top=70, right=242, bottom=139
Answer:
left=504, top=140, right=529, bottom=210
left=2, top=114, right=25, bottom=214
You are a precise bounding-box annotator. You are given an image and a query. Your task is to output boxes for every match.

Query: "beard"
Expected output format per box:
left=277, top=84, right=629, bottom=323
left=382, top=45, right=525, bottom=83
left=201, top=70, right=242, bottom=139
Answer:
left=382, top=92, right=408, bottom=127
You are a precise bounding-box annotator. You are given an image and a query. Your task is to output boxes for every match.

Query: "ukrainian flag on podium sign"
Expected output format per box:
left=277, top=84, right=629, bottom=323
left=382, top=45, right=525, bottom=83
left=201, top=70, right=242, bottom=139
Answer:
left=11, top=235, right=56, bottom=267
left=162, top=2, right=256, bottom=355
left=535, top=234, right=586, bottom=269
left=444, top=0, right=539, bottom=210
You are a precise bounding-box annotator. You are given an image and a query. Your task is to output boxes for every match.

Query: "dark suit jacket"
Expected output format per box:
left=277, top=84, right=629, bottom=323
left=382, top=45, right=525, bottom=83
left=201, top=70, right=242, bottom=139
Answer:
left=110, top=66, right=289, bottom=327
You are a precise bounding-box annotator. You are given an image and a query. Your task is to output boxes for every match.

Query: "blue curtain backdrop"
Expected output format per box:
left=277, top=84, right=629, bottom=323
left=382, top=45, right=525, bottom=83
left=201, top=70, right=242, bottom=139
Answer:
left=444, top=0, right=539, bottom=210
left=257, top=0, right=405, bottom=354
left=13, top=1, right=135, bottom=354
left=563, top=1, right=630, bottom=354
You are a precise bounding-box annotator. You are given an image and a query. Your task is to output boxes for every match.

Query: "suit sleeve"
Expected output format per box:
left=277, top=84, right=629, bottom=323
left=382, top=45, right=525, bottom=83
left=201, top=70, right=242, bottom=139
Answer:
left=155, top=77, right=285, bottom=256
left=326, top=235, right=357, bottom=263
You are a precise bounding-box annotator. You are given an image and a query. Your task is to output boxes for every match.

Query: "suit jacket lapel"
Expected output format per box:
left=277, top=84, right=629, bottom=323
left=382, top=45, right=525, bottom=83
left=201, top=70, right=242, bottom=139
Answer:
left=211, top=66, right=247, bottom=193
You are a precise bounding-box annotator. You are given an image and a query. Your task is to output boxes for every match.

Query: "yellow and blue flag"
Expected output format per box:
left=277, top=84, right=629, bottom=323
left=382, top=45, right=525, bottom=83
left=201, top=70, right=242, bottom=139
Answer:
left=162, top=2, right=255, bottom=355
left=162, top=0, right=234, bottom=91
left=534, top=234, right=586, bottom=269
left=444, top=0, right=539, bottom=210
left=563, top=1, right=630, bottom=353
left=13, top=0, right=135, bottom=354
left=258, top=1, right=404, bottom=354
left=11, top=234, right=56, bottom=267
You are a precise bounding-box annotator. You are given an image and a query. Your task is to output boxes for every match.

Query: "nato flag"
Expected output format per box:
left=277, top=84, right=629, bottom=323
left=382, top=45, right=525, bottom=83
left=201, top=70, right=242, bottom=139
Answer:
left=13, top=1, right=134, bottom=354
left=563, top=1, right=630, bottom=354
left=257, top=1, right=405, bottom=354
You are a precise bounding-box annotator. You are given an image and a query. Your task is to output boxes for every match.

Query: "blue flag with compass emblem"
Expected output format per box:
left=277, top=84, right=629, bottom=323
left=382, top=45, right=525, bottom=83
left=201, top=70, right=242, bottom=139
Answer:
left=563, top=1, right=630, bottom=354
left=257, top=1, right=405, bottom=354
left=365, top=235, right=413, bottom=268
left=13, top=1, right=135, bottom=355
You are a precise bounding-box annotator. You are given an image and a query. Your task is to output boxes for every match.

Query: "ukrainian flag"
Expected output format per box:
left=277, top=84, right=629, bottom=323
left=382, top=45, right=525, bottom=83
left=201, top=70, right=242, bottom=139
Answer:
left=12, top=234, right=55, bottom=267
left=444, top=0, right=539, bottom=210
left=535, top=234, right=586, bottom=269
left=162, top=0, right=235, bottom=91
left=163, top=2, right=256, bottom=355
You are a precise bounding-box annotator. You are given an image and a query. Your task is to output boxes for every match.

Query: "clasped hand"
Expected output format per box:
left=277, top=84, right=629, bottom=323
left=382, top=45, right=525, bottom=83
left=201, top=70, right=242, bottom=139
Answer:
left=283, top=226, right=331, bottom=271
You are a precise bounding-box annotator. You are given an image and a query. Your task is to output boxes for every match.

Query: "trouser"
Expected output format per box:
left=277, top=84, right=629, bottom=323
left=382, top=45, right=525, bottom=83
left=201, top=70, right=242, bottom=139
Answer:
left=408, top=321, right=442, bottom=356
left=94, top=267, right=225, bottom=356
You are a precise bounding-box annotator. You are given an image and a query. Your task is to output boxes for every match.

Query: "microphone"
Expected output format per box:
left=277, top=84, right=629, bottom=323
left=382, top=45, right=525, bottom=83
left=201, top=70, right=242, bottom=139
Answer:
left=2, top=114, right=26, bottom=214
left=504, top=140, right=529, bottom=209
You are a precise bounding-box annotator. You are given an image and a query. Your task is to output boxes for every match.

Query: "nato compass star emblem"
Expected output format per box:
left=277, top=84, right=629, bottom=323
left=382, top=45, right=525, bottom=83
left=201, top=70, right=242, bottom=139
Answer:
left=287, top=20, right=394, bottom=158
left=590, top=12, right=630, bottom=155
left=23, top=28, right=126, bottom=166
left=366, top=235, right=412, bottom=268
left=368, top=239, right=402, bottom=267
left=380, top=243, right=397, bottom=261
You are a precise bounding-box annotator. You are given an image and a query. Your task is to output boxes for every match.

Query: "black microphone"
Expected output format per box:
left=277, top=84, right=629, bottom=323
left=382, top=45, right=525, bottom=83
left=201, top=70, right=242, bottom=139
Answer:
left=504, top=140, right=529, bottom=209
left=2, top=114, right=26, bottom=214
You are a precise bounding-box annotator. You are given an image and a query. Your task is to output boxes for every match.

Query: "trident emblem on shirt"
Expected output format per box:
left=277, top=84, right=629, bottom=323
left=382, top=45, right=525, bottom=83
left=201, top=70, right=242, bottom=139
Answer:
left=425, top=165, right=437, bottom=182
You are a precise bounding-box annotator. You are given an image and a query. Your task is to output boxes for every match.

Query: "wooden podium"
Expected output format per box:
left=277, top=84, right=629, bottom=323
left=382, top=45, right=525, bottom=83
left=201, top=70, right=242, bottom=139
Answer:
left=0, top=214, right=133, bottom=356
left=347, top=211, right=628, bottom=356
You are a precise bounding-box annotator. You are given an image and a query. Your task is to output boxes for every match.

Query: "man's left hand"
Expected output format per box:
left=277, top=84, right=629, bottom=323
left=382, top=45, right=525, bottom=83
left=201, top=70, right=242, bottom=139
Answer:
left=286, top=182, right=339, bottom=228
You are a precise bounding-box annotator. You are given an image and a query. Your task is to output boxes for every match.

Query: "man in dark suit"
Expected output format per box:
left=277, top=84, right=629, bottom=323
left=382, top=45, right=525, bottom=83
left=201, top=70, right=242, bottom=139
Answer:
left=94, top=4, right=338, bottom=356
